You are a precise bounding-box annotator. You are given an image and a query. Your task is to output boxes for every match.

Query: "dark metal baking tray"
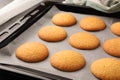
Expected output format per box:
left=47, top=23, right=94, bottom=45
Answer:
left=0, top=1, right=120, bottom=49
left=0, top=1, right=120, bottom=80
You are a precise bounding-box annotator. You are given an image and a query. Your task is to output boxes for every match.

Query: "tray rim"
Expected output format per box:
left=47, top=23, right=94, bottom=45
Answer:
left=0, top=65, right=49, bottom=80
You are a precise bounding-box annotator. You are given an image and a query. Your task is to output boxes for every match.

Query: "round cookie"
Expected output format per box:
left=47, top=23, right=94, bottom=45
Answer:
left=79, top=16, right=106, bottom=31
left=91, top=58, right=120, bottom=80
left=103, top=38, right=120, bottom=57
left=52, top=12, right=77, bottom=26
left=50, top=50, right=85, bottom=72
left=16, top=42, right=49, bottom=62
left=111, top=22, right=120, bottom=36
left=68, top=32, right=100, bottom=50
left=38, top=26, right=67, bottom=42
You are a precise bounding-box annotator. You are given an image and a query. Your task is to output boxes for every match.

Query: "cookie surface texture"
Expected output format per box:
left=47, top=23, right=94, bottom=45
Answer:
left=103, top=38, right=120, bottom=57
left=38, top=26, right=67, bottom=42
left=52, top=12, right=76, bottom=26
left=91, top=58, right=120, bottom=80
left=111, top=22, right=120, bottom=36
left=16, top=42, right=49, bottom=62
left=79, top=16, right=106, bottom=31
left=69, top=32, right=100, bottom=50
left=50, top=50, right=85, bottom=72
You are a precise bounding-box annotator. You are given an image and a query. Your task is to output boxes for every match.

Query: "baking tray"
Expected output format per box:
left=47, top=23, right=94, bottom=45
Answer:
left=0, top=1, right=120, bottom=80
left=0, top=1, right=120, bottom=49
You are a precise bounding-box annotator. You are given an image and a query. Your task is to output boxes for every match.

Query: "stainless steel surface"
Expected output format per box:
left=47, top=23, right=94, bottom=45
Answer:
left=0, top=0, right=43, bottom=25
left=0, top=0, right=13, bottom=9
left=0, top=6, right=120, bottom=80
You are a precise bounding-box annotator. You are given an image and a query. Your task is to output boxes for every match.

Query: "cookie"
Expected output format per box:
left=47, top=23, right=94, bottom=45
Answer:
left=103, top=38, right=120, bottom=57
left=52, top=12, right=76, bottom=26
left=111, top=22, right=120, bottom=36
left=16, top=42, right=49, bottom=62
left=68, top=32, right=100, bottom=50
left=38, top=26, right=67, bottom=42
left=79, top=16, right=106, bottom=31
left=91, top=58, right=120, bottom=80
left=50, top=50, right=85, bottom=72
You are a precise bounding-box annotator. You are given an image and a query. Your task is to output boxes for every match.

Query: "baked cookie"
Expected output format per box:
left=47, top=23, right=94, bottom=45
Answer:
left=79, top=16, right=106, bottom=31
left=68, top=32, right=100, bottom=50
left=91, top=58, right=120, bottom=80
left=38, top=26, right=67, bottom=42
left=52, top=12, right=76, bottom=26
left=103, top=38, right=120, bottom=57
left=111, top=22, right=120, bottom=36
left=16, top=42, right=49, bottom=62
left=50, top=50, right=85, bottom=72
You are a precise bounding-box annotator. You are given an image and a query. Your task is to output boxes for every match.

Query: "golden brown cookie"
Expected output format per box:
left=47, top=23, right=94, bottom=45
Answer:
left=79, top=16, right=106, bottom=31
left=52, top=12, right=76, bottom=26
left=50, top=50, right=85, bottom=72
left=111, top=22, right=120, bottom=36
left=16, top=42, right=49, bottom=62
left=103, top=38, right=120, bottom=57
left=91, top=58, right=120, bottom=80
left=68, top=32, right=100, bottom=50
left=38, top=26, right=67, bottom=42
